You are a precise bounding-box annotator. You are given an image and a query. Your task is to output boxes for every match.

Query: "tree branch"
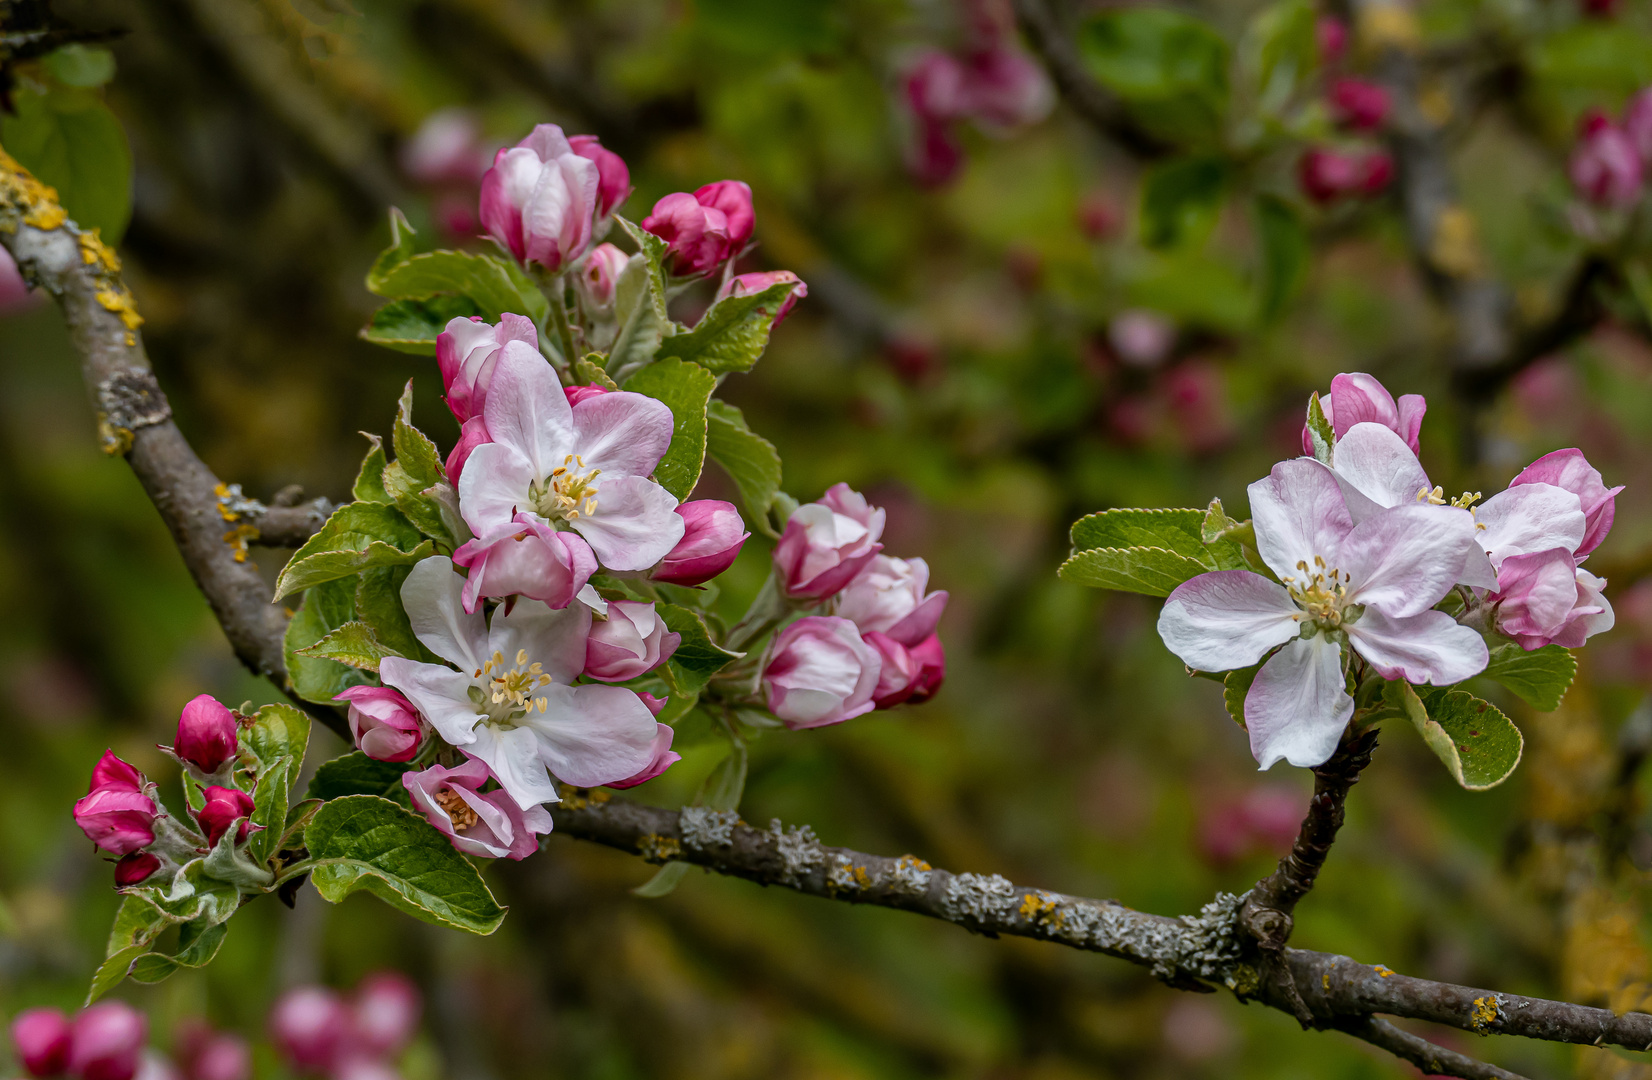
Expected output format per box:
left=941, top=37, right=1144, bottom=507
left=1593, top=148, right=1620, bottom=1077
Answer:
left=1009, top=0, right=1168, bottom=158
left=1333, top=1017, right=1531, bottom=1080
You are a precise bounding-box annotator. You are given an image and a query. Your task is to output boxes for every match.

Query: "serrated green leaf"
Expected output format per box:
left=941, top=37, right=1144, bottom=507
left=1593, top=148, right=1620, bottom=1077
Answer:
left=706, top=400, right=783, bottom=538
left=361, top=295, right=484, bottom=355
left=655, top=281, right=798, bottom=373
left=623, top=358, right=717, bottom=501
left=391, top=381, right=446, bottom=491
left=245, top=703, right=311, bottom=865
left=1482, top=643, right=1577, bottom=712
left=1255, top=193, right=1308, bottom=322
left=308, top=752, right=413, bottom=801
left=297, top=621, right=401, bottom=672
left=2, top=84, right=132, bottom=242
left=369, top=208, right=418, bottom=284
left=1306, top=392, right=1334, bottom=464
left=305, top=796, right=506, bottom=934
left=285, top=578, right=372, bottom=705
left=87, top=896, right=171, bottom=1003
left=572, top=353, right=620, bottom=391
left=658, top=604, right=741, bottom=694
left=1140, top=155, right=1229, bottom=250
left=353, top=435, right=393, bottom=505
left=1400, top=685, right=1524, bottom=791
left=274, top=502, right=427, bottom=601
left=276, top=539, right=434, bottom=601
left=1223, top=664, right=1261, bottom=727
left=356, top=566, right=435, bottom=663
left=610, top=218, right=673, bottom=376
left=1071, top=508, right=1206, bottom=556
left=1058, top=546, right=1211, bottom=597
left=369, top=248, right=548, bottom=325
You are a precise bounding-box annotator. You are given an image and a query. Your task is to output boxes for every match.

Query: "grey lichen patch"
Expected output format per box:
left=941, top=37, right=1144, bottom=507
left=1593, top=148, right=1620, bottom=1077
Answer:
left=826, top=853, right=872, bottom=894
left=889, top=854, right=933, bottom=896
left=767, top=819, right=823, bottom=886
left=95, top=370, right=171, bottom=455
left=1145, top=891, right=1248, bottom=989
left=679, top=807, right=740, bottom=851
left=215, top=482, right=267, bottom=523
left=639, top=833, right=681, bottom=864
left=940, top=872, right=1019, bottom=926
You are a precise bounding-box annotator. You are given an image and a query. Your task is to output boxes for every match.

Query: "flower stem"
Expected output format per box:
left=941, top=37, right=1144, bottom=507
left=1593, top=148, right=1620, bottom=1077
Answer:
left=545, top=278, right=579, bottom=374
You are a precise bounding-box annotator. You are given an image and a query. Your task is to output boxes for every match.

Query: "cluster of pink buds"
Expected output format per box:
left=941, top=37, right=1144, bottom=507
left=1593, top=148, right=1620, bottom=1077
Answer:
left=10, top=1003, right=153, bottom=1080
left=1298, top=18, right=1393, bottom=206
left=72, top=696, right=255, bottom=888
left=477, top=124, right=629, bottom=273
left=270, top=973, right=420, bottom=1080
left=899, top=0, right=1052, bottom=186
left=760, top=485, right=948, bottom=727
left=1569, top=91, right=1652, bottom=209
left=397, top=108, right=499, bottom=241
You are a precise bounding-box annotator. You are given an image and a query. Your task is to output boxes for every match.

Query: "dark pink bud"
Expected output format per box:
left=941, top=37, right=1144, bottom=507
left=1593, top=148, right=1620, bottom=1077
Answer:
left=567, top=135, right=632, bottom=220
left=269, top=988, right=350, bottom=1073
left=715, top=271, right=807, bottom=326
left=67, top=1002, right=145, bottom=1080
left=1328, top=78, right=1390, bottom=131
left=0, top=246, right=41, bottom=317
left=1077, top=193, right=1118, bottom=240
left=605, top=723, right=679, bottom=789
left=1571, top=112, right=1643, bottom=207
left=74, top=752, right=157, bottom=857
left=1357, top=151, right=1393, bottom=196
left=1298, top=147, right=1362, bottom=203
left=905, top=118, right=965, bottom=188
left=584, top=601, right=680, bottom=682
left=905, top=50, right=971, bottom=122
left=194, top=786, right=255, bottom=847
left=351, top=972, right=421, bottom=1058
left=12, top=1008, right=72, bottom=1078
left=113, top=852, right=161, bottom=887
left=641, top=192, right=731, bottom=277
left=693, top=180, right=755, bottom=250
left=563, top=384, right=611, bottom=408
left=1316, top=16, right=1348, bottom=65
left=773, top=484, right=885, bottom=601
left=445, top=416, right=490, bottom=486
left=173, top=694, right=238, bottom=773
left=654, top=500, right=749, bottom=586
left=335, top=686, right=423, bottom=763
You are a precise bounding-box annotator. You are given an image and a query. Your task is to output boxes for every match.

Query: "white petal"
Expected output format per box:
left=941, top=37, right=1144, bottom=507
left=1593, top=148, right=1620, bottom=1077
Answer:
left=467, top=724, right=561, bottom=809
left=378, top=657, right=482, bottom=747
left=525, top=683, right=659, bottom=789
left=1157, top=571, right=1302, bottom=672
left=571, top=391, right=676, bottom=477
left=1331, top=422, right=1432, bottom=509
left=571, top=474, right=685, bottom=570
left=490, top=596, right=591, bottom=685
left=458, top=442, right=536, bottom=537
left=481, top=340, right=576, bottom=478
left=1346, top=608, right=1489, bottom=684
left=1339, top=503, right=1479, bottom=617
left=399, top=557, right=487, bottom=670
left=1248, top=459, right=1354, bottom=579
left=1245, top=635, right=1352, bottom=769
left=1475, top=483, right=1586, bottom=566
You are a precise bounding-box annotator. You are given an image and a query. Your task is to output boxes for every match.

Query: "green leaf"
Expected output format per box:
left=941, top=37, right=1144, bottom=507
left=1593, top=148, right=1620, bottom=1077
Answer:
left=1140, top=155, right=1229, bottom=250
left=572, top=353, right=620, bottom=391
left=87, top=896, right=171, bottom=1003
left=610, top=218, right=673, bottom=375
left=305, top=796, right=507, bottom=934
left=274, top=502, right=429, bottom=601
left=1254, top=194, right=1308, bottom=322
left=1070, top=508, right=1206, bottom=556
left=623, top=358, right=717, bottom=501
left=655, top=281, right=799, bottom=373
left=44, top=45, right=117, bottom=88
left=658, top=604, right=742, bottom=694
left=128, top=919, right=230, bottom=984
left=362, top=296, right=484, bottom=355
left=1199, top=498, right=1254, bottom=569
left=1482, top=643, right=1577, bottom=712
left=1305, top=392, right=1334, bottom=465
left=1397, top=685, right=1525, bottom=791
left=297, top=621, right=401, bottom=672
left=353, top=435, right=393, bottom=505
left=369, top=248, right=548, bottom=325
left=356, top=566, right=434, bottom=663
left=1243, top=0, right=1316, bottom=113
left=244, top=703, right=311, bottom=864
left=285, top=578, right=372, bottom=705
left=1078, top=8, right=1229, bottom=141
left=308, top=752, right=413, bottom=801
left=1223, top=664, right=1261, bottom=726
left=391, top=381, right=447, bottom=491
left=1058, top=546, right=1210, bottom=597
left=1, top=84, right=132, bottom=242
left=706, top=400, right=784, bottom=538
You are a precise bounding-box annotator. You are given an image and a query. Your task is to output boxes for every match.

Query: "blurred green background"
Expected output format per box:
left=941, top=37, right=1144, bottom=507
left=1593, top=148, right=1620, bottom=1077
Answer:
left=7, top=0, right=1652, bottom=1076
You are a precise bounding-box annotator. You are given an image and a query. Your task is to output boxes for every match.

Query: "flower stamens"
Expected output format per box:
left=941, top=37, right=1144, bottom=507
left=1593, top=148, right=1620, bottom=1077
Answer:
left=527, top=454, right=601, bottom=523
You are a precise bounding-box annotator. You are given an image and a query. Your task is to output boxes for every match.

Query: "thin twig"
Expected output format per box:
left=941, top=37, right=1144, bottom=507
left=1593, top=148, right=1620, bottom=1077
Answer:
left=1332, top=1016, right=1531, bottom=1080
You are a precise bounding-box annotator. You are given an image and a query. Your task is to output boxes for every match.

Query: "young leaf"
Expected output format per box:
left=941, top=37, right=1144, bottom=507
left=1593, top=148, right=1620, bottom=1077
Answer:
left=1400, top=685, right=1525, bottom=791
left=361, top=296, right=484, bottom=355
left=623, top=358, right=717, bottom=501
left=285, top=578, right=372, bottom=705
left=655, top=280, right=799, bottom=373
left=706, top=400, right=784, bottom=538
left=353, top=435, right=393, bottom=505
left=1140, top=155, right=1230, bottom=250
left=1305, top=392, right=1334, bottom=465
left=1223, top=664, right=1261, bottom=727
left=297, top=621, right=402, bottom=672
left=86, top=896, right=170, bottom=1004
left=368, top=248, right=549, bottom=326
left=1254, top=193, right=1308, bottom=322
left=1481, top=643, right=1577, bottom=712
left=1057, top=546, right=1211, bottom=597
left=356, top=566, right=435, bottom=663
left=308, top=752, right=413, bottom=801
left=368, top=208, right=418, bottom=284
left=127, top=919, right=229, bottom=985
left=276, top=538, right=434, bottom=601
left=274, top=503, right=428, bottom=601
left=1070, top=508, right=1206, bottom=556
left=244, top=703, right=311, bottom=865
left=390, top=381, right=447, bottom=491
left=572, top=353, right=620, bottom=391
left=658, top=604, right=742, bottom=694
left=1, top=84, right=133, bottom=242
left=304, top=795, right=507, bottom=935
left=1078, top=7, right=1229, bottom=141
left=610, top=219, right=673, bottom=376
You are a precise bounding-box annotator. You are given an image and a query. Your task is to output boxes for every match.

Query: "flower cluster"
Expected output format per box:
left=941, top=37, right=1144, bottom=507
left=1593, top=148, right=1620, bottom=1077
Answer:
left=10, top=1003, right=166, bottom=1080
left=1158, top=373, right=1617, bottom=769
left=1297, top=21, right=1394, bottom=206
left=1569, top=90, right=1652, bottom=209
left=269, top=973, right=420, bottom=1080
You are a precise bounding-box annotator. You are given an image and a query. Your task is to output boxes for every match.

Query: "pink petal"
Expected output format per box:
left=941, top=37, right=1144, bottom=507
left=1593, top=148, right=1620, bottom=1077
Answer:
left=1346, top=608, right=1488, bottom=684
left=1157, top=571, right=1302, bottom=672
left=457, top=442, right=535, bottom=537
left=525, top=684, right=659, bottom=789
left=491, top=590, right=592, bottom=685
left=570, top=390, right=677, bottom=477
left=570, top=474, right=685, bottom=570
left=1339, top=503, right=1479, bottom=617
left=1328, top=372, right=1400, bottom=439
left=466, top=723, right=561, bottom=809
left=480, top=340, right=576, bottom=479
left=1330, top=422, right=1431, bottom=509
left=1247, top=458, right=1354, bottom=580
left=399, top=557, right=487, bottom=670
left=1245, top=635, right=1352, bottom=769
left=1474, top=483, right=1585, bottom=567
left=378, top=657, right=484, bottom=748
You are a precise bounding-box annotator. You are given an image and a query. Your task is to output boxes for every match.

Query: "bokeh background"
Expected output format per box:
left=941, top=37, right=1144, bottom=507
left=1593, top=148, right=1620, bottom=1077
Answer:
left=5, top=0, right=1652, bottom=1076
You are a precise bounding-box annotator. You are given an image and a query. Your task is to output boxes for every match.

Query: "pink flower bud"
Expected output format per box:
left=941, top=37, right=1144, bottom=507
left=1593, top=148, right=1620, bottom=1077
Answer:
left=435, top=314, right=538, bottom=425
left=773, top=484, right=886, bottom=601
left=905, top=50, right=971, bottom=122
left=402, top=757, right=553, bottom=861
left=1624, top=88, right=1652, bottom=165
left=1077, top=193, right=1118, bottom=240
left=1328, top=78, right=1390, bottom=131
left=188, top=1035, right=250, bottom=1080
left=833, top=555, right=948, bottom=647
left=12, top=1008, right=72, bottom=1078
left=1316, top=16, right=1348, bottom=66
left=445, top=416, right=490, bottom=485
left=114, top=852, right=161, bottom=887
left=332, top=1061, right=398, bottom=1080
left=1509, top=448, right=1624, bottom=556
left=653, top=501, right=749, bottom=586
left=905, top=118, right=965, bottom=188
left=564, top=384, right=611, bottom=407
left=334, top=686, right=424, bottom=763
left=1301, top=372, right=1427, bottom=455
left=68, top=1003, right=146, bottom=1080
left=1108, top=310, right=1175, bottom=368
left=641, top=192, right=731, bottom=277
left=400, top=108, right=490, bottom=187
left=351, top=972, right=421, bottom=1058
left=584, top=601, right=681, bottom=682
left=604, top=723, right=679, bottom=789
left=1357, top=151, right=1393, bottom=196
left=714, top=271, right=807, bottom=326
left=959, top=45, right=1052, bottom=130
left=1298, top=147, right=1361, bottom=203
left=479, top=124, right=600, bottom=271
left=575, top=243, right=629, bottom=315
left=172, top=694, right=238, bottom=774
left=270, top=988, right=350, bottom=1074
left=1571, top=111, right=1643, bottom=207
left=73, top=752, right=158, bottom=857
left=693, top=181, right=755, bottom=251
left=1492, top=549, right=1615, bottom=650
left=452, top=515, right=598, bottom=613
left=762, top=616, right=882, bottom=729
left=567, top=135, right=632, bottom=221
left=194, top=786, right=255, bottom=847
left=864, top=631, right=945, bottom=709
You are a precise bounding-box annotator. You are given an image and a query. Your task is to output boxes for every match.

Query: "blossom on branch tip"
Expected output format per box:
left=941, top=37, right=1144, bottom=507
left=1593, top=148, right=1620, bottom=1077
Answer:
left=773, top=483, right=886, bottom=601
left=403, top=756, right=553, bottom=860
left=12, top=1008, right=73, bottom=1078
left=566, top=135, right=631, bottom=223
left=194, top=786, right=255, bottom=847
left=715, top=271, right=807, bottom=326
left=451, top=513, right=597, bottom=614
left=479, top=124, right=600, bottom=272
left=833, top=554, right=948, bottom=647
left=1491, top=549, right=1614, bottom=650
left=114, top=852, right=161, bottom=887
left=762, top=616, right=882, bottom=729
left=335, top=686, right=424, bottom=763
left=693, top=180, right=755, bottom=251
left=379, top=558, right=659, bottom=808
left=73, top=752, right=158, bottom=856
left=170, top=694, right=238, bottom=774
left=1301, top=372, right=1426, bottom=455
left=605, top=722, right=680, bottom=789
left=69, top=1003, right=146, bottom=1080
left=584, top=601, right=680, bottom=682
left=1157, top=459, right=1489, bottom=769
left=641, top=192, right=731, bottom=277
left=652, top=500, right=748, bottom=586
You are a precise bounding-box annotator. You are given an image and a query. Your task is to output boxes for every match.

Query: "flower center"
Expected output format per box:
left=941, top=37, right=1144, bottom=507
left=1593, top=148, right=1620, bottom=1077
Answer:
left=1283, top=557, right=1361, bottom=632
left=434, top=788, right=478, bottom=832
left=527, top=455, right=601, bottom=523
left=467, top=649, right=552, bottom=726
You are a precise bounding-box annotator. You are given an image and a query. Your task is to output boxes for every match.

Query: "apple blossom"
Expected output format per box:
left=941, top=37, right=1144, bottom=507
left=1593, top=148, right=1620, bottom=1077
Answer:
left=584, top=601, right=681, bottom=682
left=640, top=192, right=731, bottom=277
left=773, top=483, right=886, bottom=600
left=436, top=313, right=538, bottom=425
left=1490, top=549, right=1615, bottom=650
left=762, top=616, right=882, bottom=729
left=1509, top=447, right=1624, bottom=556
left=69, top=1003, right=146, bottom=1080
left=958, top=43, right=1053, bottom=130
left=1302, top=371, right=1426, bottom=455
left=194, top=786, right=255, bottom=847
left=400, top=108, right=490, bottom=186
left=1108, top=310, right=1175, bottom=368
left=73, top=752, right=158, bottom=856
left=479, top=124, right=600, bottom=272
left=378, top=558, right=658, bottom=808
left=715, top=271, right=807, bottom=325
left=1571, top=111, right=1643, bottom=208
left=403, top=756, right=552, bottom=860
left=575, top=242, right=629, bottom=316
left=184, top=1035, right=249, bottom=1080
left=1328, top=79, right=1390, bottom=131
left=833, top=554, right=948, bottom=646
left=652, top=500, right=749, bottom=586
left=605, top=723, right=680, bottom=789
left=567, top=135, right=631, bottom=222
left=1157, top=458, right=1489, bottom=769
left=693, top=180, right=755, bottom=251
left=1299, top=148, right=1392, bottom=203
left=906, top=118, right=965, bottom=187
left=13, top=1008, right=73, bottom=1078
left=864, top=630, right=946, bottom=708
left=1316, top=15, right=1348, bottom=65
left=334, top=686, right=424, bottom=763
left=451, top=513, right=598, bottom=614
left=457, top=340, right=684, bottom=578
left=270, top=988, right=350, bottom=1074
left=351, top=973, right=421, bottom=1059
left=905, top=50, right=971, bottom=123
left=170, top=694, right=238, bottom=774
